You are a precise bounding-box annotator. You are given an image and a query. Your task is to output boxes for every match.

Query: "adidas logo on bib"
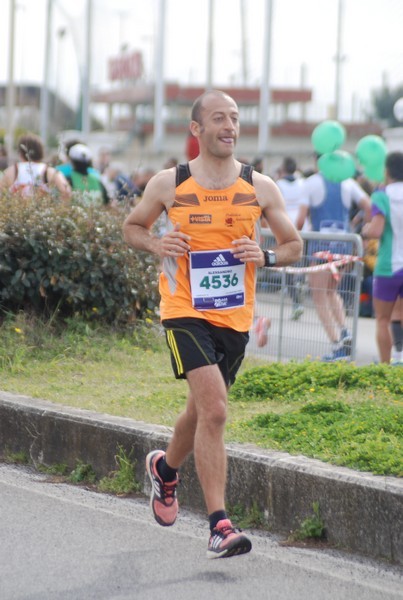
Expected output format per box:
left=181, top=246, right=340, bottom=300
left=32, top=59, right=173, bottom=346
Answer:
left=211, top=253, right=229, bottom=266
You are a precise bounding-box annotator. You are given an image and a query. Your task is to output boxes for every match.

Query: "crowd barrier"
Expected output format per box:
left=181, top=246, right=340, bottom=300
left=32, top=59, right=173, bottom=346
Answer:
left=251, top=230, right=364, bottom=363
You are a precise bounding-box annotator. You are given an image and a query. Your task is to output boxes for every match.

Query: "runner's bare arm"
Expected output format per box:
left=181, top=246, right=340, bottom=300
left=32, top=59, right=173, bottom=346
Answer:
left=123, top=170, right=191, bottom=258
left=232, top=173, right=302, bottom=267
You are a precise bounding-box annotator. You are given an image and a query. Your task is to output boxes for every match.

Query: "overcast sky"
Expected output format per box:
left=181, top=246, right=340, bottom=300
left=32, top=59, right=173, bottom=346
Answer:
left=1, top=0, right=403, bottom=122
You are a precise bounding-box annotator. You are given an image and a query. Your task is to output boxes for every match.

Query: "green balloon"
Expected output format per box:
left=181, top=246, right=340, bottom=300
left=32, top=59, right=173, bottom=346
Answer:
left=355, top=135, right=387, bottom=167
left=363, top=162, right=385, bottom=183
left=318, top=150, right=356, bottom=182
left=311, top=121, right=346, bottom=154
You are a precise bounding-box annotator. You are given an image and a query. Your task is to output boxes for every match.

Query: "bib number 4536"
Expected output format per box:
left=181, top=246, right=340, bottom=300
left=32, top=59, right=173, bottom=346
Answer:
left=200, top=273, right=239, bottom=290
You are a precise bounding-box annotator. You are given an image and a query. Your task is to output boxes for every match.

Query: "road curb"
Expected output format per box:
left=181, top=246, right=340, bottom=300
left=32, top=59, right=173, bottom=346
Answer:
left=1, top=390, right=402, bottom=565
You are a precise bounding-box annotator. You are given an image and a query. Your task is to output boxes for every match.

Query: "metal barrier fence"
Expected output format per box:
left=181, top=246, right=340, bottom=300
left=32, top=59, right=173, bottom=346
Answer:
left=249, top=229, right=364, bottom=363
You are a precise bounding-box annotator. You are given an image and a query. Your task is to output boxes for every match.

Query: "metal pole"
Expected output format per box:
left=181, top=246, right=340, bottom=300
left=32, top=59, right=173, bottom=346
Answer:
left=240, top=0, right=248, bottom=85
left=334, top=0, right=344, bottom=120
left=153, top=0, right=166, bottom=154
left=40, top=0, right=53, bottom=147
left=6, top=0, right=16, bottom=159
left=206, top=0, right=214, bottom=88
left=300, top=62, right=307, bottom=121
left=81, top=0, right=92, bottom=136
left=258, top=0, right=273, bottom=157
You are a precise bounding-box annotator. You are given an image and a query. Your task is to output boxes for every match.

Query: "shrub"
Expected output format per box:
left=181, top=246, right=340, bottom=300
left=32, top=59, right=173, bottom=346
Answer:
left=0, top=193, right=160, bottom=325
left=230, top=360, right=403, bottom=402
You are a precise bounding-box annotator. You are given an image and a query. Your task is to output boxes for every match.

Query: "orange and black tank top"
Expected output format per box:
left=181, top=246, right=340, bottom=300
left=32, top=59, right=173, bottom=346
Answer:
left=159, top=163, right=262, bottom=332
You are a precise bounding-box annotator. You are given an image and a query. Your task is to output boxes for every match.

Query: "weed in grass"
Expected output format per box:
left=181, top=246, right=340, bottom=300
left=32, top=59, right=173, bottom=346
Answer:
left=290, top=502, right=325, bottom=541
left=37, top=463, right=70, bottom=476
left=98, top=445, right=140, bottom=495
left=228, top=501, right=267, bottom=530
left=4, top=449, right=30, bottom=465
left=68, top=461, right=97, bottom=484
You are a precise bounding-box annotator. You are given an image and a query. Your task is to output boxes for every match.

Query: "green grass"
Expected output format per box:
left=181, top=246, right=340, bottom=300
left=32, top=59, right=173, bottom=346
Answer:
left=0, top=313, right=402, bottom=477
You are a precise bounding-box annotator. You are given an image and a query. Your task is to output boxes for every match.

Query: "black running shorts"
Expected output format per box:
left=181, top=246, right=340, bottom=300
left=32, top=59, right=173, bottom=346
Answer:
left=161, top=317, right=249, bottom=386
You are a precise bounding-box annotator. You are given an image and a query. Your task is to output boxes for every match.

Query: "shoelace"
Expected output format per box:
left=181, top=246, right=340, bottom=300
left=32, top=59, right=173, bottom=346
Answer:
left=160, top=479, right=178, bottom=501
left=214, top=523, right=238, bottom=538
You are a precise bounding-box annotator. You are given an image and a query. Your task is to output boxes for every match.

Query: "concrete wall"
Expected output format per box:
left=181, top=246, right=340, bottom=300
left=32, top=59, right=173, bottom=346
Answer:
left=1, top=391, right=402, bottom=565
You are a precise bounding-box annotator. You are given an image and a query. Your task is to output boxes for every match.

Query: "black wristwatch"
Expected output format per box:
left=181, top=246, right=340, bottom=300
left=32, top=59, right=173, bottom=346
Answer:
left=263, top=249, right=277, bottom=267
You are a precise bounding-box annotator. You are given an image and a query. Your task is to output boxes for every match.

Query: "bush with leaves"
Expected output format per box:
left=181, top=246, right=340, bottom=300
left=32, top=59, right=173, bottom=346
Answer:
left=0, top=193, right=160, bottom=325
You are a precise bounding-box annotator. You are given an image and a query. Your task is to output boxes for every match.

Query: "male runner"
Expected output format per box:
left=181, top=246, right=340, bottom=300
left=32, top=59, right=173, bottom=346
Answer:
left=123, top=90, right=302, bottom=558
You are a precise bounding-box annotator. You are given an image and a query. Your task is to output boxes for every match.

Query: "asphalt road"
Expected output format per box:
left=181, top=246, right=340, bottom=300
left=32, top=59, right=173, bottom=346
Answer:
left=1, top=463, right=402, bottom=600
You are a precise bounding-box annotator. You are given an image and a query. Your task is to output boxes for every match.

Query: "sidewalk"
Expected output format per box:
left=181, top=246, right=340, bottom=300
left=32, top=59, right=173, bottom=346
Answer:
left=353, top=315, right=379, bottom=365
left=1, top=388, right=402, bottom=566
left=248, top=308, right=380, bottom=365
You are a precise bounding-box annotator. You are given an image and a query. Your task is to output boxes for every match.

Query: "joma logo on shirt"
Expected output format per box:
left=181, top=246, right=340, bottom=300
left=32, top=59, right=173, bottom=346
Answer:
left=189, top=214, right=212, bottom=224
left=204, top=195, right=228, bottom=202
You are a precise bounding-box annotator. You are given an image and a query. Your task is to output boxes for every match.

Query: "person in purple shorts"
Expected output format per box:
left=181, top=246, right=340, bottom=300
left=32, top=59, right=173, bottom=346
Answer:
left=362, top=151, right=403, bottom=364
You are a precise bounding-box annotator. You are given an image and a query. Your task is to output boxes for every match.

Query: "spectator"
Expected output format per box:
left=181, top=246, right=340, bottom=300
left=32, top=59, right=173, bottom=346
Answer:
left=0, top=133, right=71, bottom=200
left=276, top=156, right=307, bottom=320
left=103, top=162, right=138, bottom=205
left=361, top=151, right=403, bottom=364
left=56, top=138, right=99, bottom=179
left=67, top=143, right=109, bottom=205
left=297, top=157, right=371, bottom=361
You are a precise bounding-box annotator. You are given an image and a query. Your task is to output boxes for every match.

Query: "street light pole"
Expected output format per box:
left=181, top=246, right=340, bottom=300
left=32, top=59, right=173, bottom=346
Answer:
left=258, top=0, right=273, bottom=159
left=153, top=0, right=166, bottom=154
left=81, top=0, right=93, bottom=136
left=40, top=0, right=53, bottom=148
left=240, top=0, right=248, bottom=85
left=206, top=0, right=214, bottom=88
left=334, top=0, right=345, bottom=120
left=6, top=0, right=16, bottom=158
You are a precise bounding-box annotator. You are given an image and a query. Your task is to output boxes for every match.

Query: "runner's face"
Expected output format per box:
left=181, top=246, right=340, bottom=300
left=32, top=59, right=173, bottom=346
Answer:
left=197, top=95, right=240, bottom=158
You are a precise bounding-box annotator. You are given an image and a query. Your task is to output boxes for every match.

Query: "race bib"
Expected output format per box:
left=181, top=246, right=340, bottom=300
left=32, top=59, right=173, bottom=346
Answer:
left=189, top=249, right=245, bottom=310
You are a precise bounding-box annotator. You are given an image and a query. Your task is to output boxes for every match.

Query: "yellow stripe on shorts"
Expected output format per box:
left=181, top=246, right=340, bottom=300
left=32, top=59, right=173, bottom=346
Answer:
left=167, top=329, right=184, bottom=375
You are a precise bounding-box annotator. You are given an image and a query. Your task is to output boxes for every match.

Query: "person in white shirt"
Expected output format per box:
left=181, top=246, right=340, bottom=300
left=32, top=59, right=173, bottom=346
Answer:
left=276, top=157, right=307, bottom=320
left=297, top=165, right=371, bottom=361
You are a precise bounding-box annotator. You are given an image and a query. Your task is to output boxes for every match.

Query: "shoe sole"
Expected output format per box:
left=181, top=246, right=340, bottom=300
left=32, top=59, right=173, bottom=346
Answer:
left=206, top=538, right=252, bottom=559
left=145, top=450, right=177, bottom=527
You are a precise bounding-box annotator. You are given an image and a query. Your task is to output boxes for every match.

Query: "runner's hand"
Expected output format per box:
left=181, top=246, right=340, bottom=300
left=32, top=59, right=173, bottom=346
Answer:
left=159, top=223, right=191, bottom=257
left=231, top=236, right=265, bottom=266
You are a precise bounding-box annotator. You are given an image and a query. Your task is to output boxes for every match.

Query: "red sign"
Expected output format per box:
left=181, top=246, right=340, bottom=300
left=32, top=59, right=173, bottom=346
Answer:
left=108, top=51, right=143, bottom=81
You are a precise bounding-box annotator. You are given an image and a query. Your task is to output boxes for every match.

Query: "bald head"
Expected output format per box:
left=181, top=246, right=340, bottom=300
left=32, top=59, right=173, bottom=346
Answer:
left=191, top=90, right=237, bottom=124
